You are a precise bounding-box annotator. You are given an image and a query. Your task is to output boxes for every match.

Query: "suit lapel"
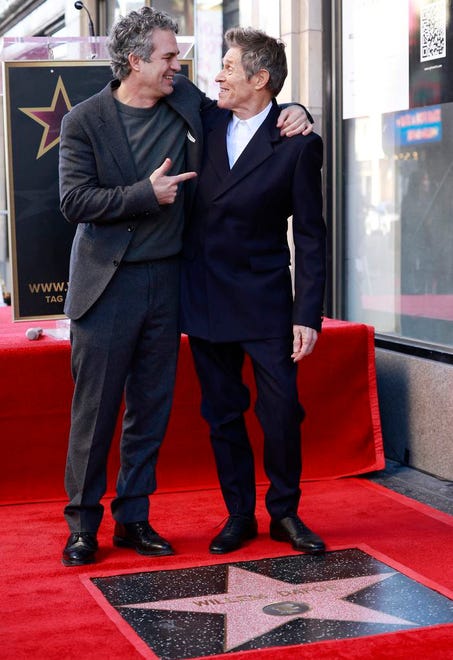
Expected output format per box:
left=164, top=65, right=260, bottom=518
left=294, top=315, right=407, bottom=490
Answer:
left=96, top=83, right=138, bottom=183
left=166, top=78, right=203, bottom=174
left=165, top=80, right=204, bottom=211
left=206, top=115, right=232, bottom=181
left=207, top=103, right=282, bottom=200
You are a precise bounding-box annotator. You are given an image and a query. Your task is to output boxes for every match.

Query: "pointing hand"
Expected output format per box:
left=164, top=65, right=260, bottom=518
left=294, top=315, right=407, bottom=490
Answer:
left=150, top=157, right=197, bottom=205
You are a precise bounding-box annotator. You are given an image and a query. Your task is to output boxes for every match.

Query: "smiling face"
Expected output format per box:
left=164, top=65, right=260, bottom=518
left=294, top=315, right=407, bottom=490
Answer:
left=215, top=47, right=258, bottom=117
left=138, top=28, right=181, bottom=102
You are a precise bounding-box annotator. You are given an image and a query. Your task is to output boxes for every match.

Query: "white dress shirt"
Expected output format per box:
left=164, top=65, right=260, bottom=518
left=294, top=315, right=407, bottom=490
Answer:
left=226, top=102, right=272, bottom=168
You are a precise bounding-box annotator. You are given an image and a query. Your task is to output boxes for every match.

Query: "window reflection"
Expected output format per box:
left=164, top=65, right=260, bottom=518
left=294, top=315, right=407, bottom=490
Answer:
left=344, top=103, right=453, bottom=348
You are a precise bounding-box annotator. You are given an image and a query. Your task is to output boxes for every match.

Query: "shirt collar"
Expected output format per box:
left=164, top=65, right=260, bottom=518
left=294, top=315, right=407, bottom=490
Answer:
left=229, top=101, right=273, bottom=134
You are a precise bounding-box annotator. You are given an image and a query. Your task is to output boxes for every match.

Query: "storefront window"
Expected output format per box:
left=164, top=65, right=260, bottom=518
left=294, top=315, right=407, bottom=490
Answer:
left=344, top=104, right=453, bottom=348
left=341, top=0, right=453, bottom=350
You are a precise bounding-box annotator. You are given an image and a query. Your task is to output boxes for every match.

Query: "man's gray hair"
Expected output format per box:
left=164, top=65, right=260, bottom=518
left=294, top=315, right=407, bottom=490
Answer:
left=107, top=6, right=179, bottom=81
left=224, top=27, right=288, bottom=96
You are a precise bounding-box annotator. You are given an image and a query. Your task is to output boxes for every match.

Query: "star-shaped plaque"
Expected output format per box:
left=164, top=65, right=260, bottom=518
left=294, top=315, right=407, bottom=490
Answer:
left=19, top=76, right=71, bottom=159
left=88, top=549, right=453, bottom=659
left=121, top=566, right=414, bottom=651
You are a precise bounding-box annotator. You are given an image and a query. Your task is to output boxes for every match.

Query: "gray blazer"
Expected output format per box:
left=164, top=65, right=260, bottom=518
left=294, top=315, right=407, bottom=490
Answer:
left=59, top=75, right=206, bottom=320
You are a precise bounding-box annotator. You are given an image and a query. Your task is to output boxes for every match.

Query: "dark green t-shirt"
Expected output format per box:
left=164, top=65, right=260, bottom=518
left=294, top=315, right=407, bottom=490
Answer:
left=115, top=98, right=187, bottom=261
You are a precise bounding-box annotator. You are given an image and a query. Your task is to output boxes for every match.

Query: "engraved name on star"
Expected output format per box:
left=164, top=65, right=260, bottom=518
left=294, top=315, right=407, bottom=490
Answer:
left=120, top=566, right=416, bottom=651
left=19, top=75, right=72, bottom=159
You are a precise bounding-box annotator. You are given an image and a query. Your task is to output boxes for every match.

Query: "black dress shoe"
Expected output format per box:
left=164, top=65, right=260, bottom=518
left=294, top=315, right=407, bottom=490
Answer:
left=113, top=521, right=174, bottom=556
left=270, top=515, right=325, bottom=554
left=62, top=532, right=98, bottom=567
left=209, top=515, right=258, bottom=554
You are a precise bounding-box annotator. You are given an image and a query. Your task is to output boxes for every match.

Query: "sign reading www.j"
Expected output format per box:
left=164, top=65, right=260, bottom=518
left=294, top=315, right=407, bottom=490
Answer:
left=27, top=281, right=69, bottom=307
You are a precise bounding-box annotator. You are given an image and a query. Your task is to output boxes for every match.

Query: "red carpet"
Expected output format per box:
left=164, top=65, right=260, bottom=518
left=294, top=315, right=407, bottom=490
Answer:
left=0, top=306, right=384, bottom=503
left=1, top=478, right=452, bottom=659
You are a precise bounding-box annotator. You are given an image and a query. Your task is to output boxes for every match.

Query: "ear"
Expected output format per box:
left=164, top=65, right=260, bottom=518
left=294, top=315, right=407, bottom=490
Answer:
left=254, top=68, right=270, bottom=90
left=128, top=52, right=141, bottom=72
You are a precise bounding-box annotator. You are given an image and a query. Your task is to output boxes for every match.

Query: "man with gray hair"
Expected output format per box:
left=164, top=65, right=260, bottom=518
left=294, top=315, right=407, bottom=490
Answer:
left=59, top=8, right=312, bottom=567
left=181, top=27, right=327, bottom=555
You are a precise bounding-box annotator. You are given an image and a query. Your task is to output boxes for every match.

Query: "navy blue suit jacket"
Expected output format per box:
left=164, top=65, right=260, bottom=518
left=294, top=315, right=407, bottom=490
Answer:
left=181, top=100, right=326, bottom=342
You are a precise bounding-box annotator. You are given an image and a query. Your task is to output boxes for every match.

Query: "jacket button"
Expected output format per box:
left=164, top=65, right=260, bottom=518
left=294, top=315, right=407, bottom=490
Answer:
left=127, top=225, right=134, bottom=232
left=113, top=260, right=119, bottom=267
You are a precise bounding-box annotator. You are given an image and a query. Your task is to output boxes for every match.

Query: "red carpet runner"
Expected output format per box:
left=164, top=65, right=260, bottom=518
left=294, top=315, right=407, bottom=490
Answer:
left=1, top=479, right=452, bottom=658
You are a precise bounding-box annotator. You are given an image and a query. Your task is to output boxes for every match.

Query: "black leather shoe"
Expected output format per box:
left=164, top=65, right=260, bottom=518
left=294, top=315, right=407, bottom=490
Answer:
left=270, top=516, right=325, bottom=554
left=113, top=521, right=174, bottom=556
left=209, top=515, right=258, bottom=554
left=62, top=532, right=98, bottom=567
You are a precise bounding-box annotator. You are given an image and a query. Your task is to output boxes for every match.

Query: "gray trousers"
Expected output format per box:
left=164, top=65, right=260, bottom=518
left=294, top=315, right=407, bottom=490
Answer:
left=64, top=257, right=180, bottom=533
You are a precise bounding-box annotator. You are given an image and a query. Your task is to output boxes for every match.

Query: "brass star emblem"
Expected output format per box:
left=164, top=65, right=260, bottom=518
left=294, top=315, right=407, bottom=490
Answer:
left=19, top=76, right=72, bottom=159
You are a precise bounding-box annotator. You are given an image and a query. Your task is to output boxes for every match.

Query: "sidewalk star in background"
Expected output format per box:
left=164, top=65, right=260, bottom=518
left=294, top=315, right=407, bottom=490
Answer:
left=120, top=566, right=415, bottom=652
left=19, top=76, right=72, bottom=159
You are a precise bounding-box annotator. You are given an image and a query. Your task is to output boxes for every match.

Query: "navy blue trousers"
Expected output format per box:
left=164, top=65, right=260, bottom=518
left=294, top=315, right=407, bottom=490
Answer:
left=189, top=336, right=305, bottom=520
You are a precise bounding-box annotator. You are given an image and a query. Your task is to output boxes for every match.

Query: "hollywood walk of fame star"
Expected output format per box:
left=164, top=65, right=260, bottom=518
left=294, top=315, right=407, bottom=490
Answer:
left=19, top=76, right=72, bottom=159
left=120, top=566, right=416, bottom=652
